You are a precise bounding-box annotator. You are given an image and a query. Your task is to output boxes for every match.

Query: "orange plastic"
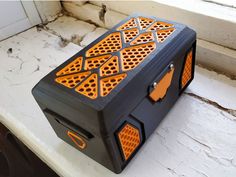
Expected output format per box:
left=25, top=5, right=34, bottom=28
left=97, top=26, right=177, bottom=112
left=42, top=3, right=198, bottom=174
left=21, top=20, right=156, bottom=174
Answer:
left=84, top=54, right=111, bottom=70
left=147, top=21, right=173, bottom=31
left=55, top=16, right=176, bottom=99
left=100, top=73, right=127, bottom=97
left=118, top=123, right=140, bottom=160
left=149, top=66, right=174, bottom=101
left=123, top=28, right=139, bottom=43
left=86, top=32, right=122, bottom=57
left=117, top=18, right=137, bottom=30
left=55, top=71, right=91, bottom=88
left=75, top=73, right=98, bottom=99
left=182, top=50, right=193, bottom=88
left=157, top=28, right=175, bottom=42
left=67, top=131, right=86, bottom=149
left=130, top=32, right=154, bottom=45
left=100, top=56, right=119, bottom=77
left=120, top=42, right=156, bottom=71
left=138, top=17, right=154, bottom=30
left=56, top=57, right=83, bottom=76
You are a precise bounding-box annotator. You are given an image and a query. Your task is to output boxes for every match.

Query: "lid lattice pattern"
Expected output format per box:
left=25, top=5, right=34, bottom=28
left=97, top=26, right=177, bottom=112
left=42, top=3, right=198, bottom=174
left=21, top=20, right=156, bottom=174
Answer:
left=120, top=42, right=156, bottom=71
left=100, top=73, right=127, bottom=97
left=138, top=17, right=154, bottom=30
left=86, top=32, right=122, bottom=57
left=55, top=16, right=175, bottom=99
left=118, top=123, right=140, bottom=160
left=117, top=18, right=137, bottom=30
left=75, top=73, right=98, bottom=99
left=55, top=71, right=91, bottom=88
left=100, top=56, right=119, bottom=77
left=123, top=28, right=139, bottom=43
left=147, top=21, right=173, bottom=31
left=131, top=32, right=154, bottom=45
left=157, top=28, right=175, bottom=42
left=84, top=54, right=111, bottom=70
left=56, top=57, right=83, bottom=76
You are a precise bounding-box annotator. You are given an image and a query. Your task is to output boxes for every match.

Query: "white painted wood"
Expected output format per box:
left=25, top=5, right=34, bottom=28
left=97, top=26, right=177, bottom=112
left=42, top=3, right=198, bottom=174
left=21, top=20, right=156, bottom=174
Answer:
left=34, top=1, right=62, bottom=23
left=62, top=2, right=127, bottom=29
left=0, top=18, right=236, bottom=177
left=90, top=0, right=236, bottom=50
left=0, top=1, right=41, bottom=41
left=196, top=39, right=236, bottom=76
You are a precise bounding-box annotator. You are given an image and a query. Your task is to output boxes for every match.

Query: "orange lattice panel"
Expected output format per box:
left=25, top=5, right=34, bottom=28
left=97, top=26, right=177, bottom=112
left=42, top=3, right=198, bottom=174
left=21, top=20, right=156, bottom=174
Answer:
left=100, top=56, right=119, bottom=77
left=123, top=28, right=139, bottom=43
left=75, top=73, right=98, bottom=99
left=120, top=42, right=156, bottom=71
left=130, top=32, right=154, bottom=45
left=55, top=71, right=91, bottom=88
left=86, top=32, right=122, bottom=57
left=138, top=17, right=154, bottom=30
left=56, top=57, right=83, bottom=76
left=100, top=73, right=127, bottom=97
left=84, top=54, right=111, bottom=70
left=182, top=50, right=193, bottom=88
left=157, top=28, right=175, bottom=42
left=147, top=21, right=173, bottom=31
left=117, top=18, right=137, bottom=30
left=118, top=123, right=140, bottom=160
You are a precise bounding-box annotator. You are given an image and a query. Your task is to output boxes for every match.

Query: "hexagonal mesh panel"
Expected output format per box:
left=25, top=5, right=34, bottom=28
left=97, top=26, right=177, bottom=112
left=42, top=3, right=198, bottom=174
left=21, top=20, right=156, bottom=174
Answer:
left=86, top=32, right=122, bottom=57
left=181, top=50, right=193, bottom=88
left=55, top=16, right=175, bottom=100
left=55, top=71, right=91, bottom=88
left=131, top=32, right=154, bottom=45
left=120, top=42, right=156, bottom=71
left=100, top=73, right=127, bottom=97
left=56, top=57, right=83, bottom=76
left=147, top=21, right=173, bottom=31
left=100, top=56, right=119, bottom=77
left=138, top=17, right=154, bottom=30
left=117, top=123, right=140, bottom=160
left=157, top=28, right=175, bottom=42
left=117, top=18, right=137, bottom=30
left=84, top=54, right=111, bottom=70
left=75, top=73, right=98, bottom=99
left=123, top=28, right=139, bottom=43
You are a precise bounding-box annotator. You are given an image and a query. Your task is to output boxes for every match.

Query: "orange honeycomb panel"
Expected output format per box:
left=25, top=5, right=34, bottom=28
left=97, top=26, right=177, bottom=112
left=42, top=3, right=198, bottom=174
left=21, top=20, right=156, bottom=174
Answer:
left=86, top=32, right=122, bottom=57
left=84, top=54, right=111, bottom=70
left=147, top=21, right=173, bottom=31
left=100, top=56, right=119, bottom=77
left=67, top=131, right=86, bottom=149
left=120, top=42, right=156, bottom=71
left=182, top=50, right=193, bottom=88
left=157, top=28, right=175, bottom=42
left=118, top=123, right=140, bottom=160
left=100, top=73, right=127, bottom=97
left=56, top=57, right=83, bottom=76
left=130, top=32, right=154, bottom=45
left=55, top=71, right=91, bottom=88
left=138, top=17, right=154, bottom=30
left=75, top=73, right=98, bottom=99
left=123, top=28, right=139, bottom=43
left=117, top=18, right=137, bottom=30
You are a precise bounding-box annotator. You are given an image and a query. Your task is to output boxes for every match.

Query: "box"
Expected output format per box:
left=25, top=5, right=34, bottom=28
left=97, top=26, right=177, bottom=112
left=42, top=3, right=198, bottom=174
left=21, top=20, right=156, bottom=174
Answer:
left=32, top=14, right=196, bottom=173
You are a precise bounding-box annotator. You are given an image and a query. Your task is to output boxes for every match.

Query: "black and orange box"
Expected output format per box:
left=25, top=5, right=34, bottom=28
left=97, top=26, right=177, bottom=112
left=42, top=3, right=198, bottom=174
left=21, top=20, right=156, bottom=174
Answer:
left=32, top=14, right=196, bottom=173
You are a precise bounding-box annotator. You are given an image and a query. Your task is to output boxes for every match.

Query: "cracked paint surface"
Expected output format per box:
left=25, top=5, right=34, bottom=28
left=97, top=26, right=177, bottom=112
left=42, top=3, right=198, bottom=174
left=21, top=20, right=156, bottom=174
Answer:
left=0, top=16, right=236, bottom=177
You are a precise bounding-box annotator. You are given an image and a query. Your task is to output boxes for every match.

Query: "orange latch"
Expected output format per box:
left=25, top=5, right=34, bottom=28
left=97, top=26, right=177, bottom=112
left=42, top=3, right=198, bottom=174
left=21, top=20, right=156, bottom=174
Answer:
left=149, top=64, right=174, bottom=102
left=67, top=131, right=86, bottom=149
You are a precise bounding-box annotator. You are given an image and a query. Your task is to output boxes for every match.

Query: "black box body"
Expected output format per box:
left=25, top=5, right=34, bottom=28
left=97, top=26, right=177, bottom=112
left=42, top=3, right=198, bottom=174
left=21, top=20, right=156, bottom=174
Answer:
left=32, top=14, right=196, bottom=173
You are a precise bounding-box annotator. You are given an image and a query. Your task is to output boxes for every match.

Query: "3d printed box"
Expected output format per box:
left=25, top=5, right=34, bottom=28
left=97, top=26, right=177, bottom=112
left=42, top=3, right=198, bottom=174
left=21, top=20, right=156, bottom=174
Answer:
left=32, top=14, right=196, bottom=173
